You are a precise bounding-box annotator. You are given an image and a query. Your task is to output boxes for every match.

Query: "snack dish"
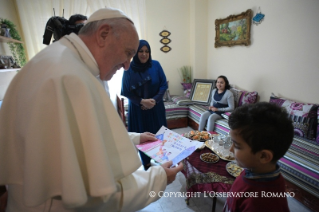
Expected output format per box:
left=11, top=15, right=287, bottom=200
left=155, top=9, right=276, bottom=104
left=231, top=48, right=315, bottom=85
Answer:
left=226, top=161, right=244, bottom=177
left=183, top=130, right=211, bottom=142
left=204, top=140, right=235, bottom=161
left=200, top=153, right=220, bottom=163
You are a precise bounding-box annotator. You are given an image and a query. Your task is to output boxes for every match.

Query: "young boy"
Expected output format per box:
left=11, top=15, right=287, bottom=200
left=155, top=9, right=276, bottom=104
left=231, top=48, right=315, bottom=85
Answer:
left=224, top=102, right=294, bottom=212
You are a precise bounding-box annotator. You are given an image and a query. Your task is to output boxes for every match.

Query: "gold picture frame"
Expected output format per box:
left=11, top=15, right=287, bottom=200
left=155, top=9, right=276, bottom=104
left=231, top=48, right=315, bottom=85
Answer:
left=189, top=79, right=216, bottom=105
left=215, top=9, right=252, bottom=48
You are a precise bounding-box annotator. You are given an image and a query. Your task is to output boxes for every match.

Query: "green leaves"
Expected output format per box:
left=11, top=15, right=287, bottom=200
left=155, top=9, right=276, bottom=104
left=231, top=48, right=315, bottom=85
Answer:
left=179, top=66, right=192, bottom=83
left=1, top=18, right=27, bottom=67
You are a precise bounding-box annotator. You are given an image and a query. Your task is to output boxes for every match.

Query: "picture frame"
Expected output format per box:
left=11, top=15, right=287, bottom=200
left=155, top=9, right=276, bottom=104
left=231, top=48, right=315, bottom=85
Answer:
left=215, top=9, right=252, bottom=48
left=189, top=79, right=216, bottom=105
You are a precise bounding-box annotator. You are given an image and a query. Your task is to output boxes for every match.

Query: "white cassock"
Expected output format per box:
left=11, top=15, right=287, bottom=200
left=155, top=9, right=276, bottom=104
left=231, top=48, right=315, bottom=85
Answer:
left=0, top=33, right=166, bottom=212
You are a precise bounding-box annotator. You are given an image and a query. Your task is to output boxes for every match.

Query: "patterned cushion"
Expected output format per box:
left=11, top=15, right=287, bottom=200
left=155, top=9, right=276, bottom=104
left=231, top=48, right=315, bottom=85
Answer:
left=230, top=88, right=258, bottom=108
left=164, top=101, right=188, bottom=119
left=171, top=95, right=194, bottom=106
left=269, top=95, right=318, bottom=140
left=221, top=112, right=232, bottom=120
left=278, top=136, right=319, bottom=198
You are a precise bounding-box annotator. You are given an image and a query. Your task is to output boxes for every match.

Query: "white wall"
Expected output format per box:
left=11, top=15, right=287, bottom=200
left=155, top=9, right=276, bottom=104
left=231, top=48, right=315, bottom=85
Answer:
left=145, top=0, right=191, bottom=95
left=145, top=0, right=209, bottom=96
left=207, top=0, right=319, bottom=103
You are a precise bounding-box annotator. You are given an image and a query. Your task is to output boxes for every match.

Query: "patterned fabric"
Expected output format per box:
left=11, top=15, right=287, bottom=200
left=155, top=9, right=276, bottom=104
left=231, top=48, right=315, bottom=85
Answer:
left=164, top=101, right=188, bottom=120
left=182, top=147, right=234, bottom=193
left=230, top=88, right=258, bottom=107
left=188, top=104, right=209, bottom=123
left=269, top=95, right=318, bottom=140
left=184, top=89, right=191, bottom=98
left=278, top=136, right=319, bottom=198
left=221, top=112, right=232, bottom=120
left=171, top=95, right=194, bottom=106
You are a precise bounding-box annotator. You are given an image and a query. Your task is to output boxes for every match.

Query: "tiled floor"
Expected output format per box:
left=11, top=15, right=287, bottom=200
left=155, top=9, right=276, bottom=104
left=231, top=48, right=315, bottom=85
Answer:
left=137, top=127, right=312, bottom=212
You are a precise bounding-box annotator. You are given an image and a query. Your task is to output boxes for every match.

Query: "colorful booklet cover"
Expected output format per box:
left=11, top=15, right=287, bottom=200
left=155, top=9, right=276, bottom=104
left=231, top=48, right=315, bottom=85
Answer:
left=136, top=126, right=203, bottom=167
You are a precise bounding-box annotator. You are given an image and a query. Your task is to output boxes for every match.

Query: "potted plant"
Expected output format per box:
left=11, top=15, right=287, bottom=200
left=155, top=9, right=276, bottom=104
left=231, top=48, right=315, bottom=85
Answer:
left=179, top=66, right=192, bottom=97
left=0, top=18, right=27, bottom=67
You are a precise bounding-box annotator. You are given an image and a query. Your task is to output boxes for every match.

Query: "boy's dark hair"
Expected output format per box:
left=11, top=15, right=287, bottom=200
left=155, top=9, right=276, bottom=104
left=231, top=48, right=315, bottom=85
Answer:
left=228, top=102, right=294, bottom=162
left=215, top=75, right=231, bottom=90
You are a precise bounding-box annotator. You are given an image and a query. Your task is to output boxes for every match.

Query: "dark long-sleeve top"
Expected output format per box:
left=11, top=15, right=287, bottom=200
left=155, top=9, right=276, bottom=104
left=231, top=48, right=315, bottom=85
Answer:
left=121, top=60, right=168, bottom=133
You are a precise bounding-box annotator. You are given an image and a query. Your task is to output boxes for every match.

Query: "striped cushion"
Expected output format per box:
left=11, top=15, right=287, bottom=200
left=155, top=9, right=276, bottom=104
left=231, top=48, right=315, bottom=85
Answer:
left=278, top=136, right=319, bottom=197
left=164, top=101, right=188, bottom=120
left=188, top=104, right=209, bottom=123
left=171, top=95, right=194, bottom=106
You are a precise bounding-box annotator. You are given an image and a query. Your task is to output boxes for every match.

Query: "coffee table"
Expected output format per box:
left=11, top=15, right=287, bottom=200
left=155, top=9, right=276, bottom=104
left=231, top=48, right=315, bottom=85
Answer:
left=181, top=147, right=235, bottom=212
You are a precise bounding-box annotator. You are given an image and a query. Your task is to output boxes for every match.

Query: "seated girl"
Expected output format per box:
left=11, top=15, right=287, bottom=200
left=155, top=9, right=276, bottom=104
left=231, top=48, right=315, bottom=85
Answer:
left=198, top=75, right=235, bottom=132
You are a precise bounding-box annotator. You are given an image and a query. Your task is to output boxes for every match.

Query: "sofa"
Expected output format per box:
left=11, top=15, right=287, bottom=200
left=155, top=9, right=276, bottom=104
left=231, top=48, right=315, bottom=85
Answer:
left=119, top=88, right=319, bottom=211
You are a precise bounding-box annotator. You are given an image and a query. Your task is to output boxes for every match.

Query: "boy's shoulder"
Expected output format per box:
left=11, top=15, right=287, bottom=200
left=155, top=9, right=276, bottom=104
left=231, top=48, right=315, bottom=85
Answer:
left=225, top=171, right=289, bottom=212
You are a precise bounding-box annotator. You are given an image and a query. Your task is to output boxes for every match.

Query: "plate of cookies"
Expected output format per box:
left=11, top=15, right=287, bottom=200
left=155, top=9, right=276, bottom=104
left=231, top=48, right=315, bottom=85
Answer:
left=183, top=130, right=211, bottom=142
left=200, top=153, right=220, bottom=163
left=226, top=161, right=244, bottom=177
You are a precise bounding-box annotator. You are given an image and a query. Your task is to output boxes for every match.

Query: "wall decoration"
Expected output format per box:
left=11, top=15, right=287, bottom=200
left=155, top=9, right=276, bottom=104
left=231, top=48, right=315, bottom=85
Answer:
left=215, top=9, right=252, bottom=48
left=159, top=30, right=171, bottom=53
left=189, top=79, right=216, bottom=105
left=252, top=7, right=265, bottom=25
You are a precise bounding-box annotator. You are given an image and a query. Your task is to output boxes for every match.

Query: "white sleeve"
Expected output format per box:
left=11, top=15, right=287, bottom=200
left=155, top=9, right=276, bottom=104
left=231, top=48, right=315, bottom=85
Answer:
left=120, top=166, right=167, bottom=212
left=128, top=132, right=141, bottom=145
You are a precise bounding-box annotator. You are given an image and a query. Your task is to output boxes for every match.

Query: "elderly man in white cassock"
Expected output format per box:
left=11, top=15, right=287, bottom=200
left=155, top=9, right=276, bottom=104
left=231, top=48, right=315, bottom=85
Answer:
left=0, top=7, right=183, bottom=212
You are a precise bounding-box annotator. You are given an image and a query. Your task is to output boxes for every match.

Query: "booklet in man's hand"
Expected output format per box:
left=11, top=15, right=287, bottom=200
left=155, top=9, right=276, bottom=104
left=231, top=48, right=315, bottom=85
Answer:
left=136, top=126, right=202, bottom=167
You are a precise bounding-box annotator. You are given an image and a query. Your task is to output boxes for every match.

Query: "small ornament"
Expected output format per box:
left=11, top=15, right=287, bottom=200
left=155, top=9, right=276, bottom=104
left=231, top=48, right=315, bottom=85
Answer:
left=253, top=7, right=265, bottom=25
left=159, top=29, right=171, bottom=53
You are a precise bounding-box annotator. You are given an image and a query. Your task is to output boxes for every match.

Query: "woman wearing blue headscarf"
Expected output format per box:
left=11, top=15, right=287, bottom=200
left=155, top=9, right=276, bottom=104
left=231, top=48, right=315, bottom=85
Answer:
left=121, top=40, right=168, bottom=170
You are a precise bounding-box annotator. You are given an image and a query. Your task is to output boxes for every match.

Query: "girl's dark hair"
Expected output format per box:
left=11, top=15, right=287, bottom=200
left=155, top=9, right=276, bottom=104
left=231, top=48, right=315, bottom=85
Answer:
left=215, top=75, right=230, bottom=90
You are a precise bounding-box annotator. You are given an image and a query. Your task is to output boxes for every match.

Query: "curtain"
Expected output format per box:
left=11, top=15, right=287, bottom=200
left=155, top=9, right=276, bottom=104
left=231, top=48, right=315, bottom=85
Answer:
left=14, top=0, right=146, bottom=106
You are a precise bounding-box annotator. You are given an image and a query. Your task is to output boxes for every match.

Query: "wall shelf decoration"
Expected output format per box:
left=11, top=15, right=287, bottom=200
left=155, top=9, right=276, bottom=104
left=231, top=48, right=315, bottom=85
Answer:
left=159, top=30, right=171, bottom=53
left=215, top=9, right=252, bottom=48
left=0, top=35, right=23, bottom=44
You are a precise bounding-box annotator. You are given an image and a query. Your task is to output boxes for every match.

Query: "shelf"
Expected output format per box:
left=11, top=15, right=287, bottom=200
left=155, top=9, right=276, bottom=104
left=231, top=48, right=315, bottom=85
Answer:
left=0, top=68, right=20, bottom=72
left=0, top=35, right=23, bottom=44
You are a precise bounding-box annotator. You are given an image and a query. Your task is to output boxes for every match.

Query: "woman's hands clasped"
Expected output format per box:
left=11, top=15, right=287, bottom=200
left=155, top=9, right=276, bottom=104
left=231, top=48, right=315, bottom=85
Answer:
left=141, top=98, right=156, bottom=110
left=208, top=106, right=218, bottom=112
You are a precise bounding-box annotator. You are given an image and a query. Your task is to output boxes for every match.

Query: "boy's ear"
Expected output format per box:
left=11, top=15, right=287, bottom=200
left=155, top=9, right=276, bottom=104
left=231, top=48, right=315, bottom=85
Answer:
left=259, top=150, right=273, bottom=164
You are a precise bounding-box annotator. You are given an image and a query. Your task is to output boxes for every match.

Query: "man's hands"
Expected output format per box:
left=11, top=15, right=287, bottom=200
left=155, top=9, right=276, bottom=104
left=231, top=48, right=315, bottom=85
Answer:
left=141, top=99, right=156, bottom=110
left=140, top=132, right=157, bottom=144
left=161, top=161, right=184, bottom=185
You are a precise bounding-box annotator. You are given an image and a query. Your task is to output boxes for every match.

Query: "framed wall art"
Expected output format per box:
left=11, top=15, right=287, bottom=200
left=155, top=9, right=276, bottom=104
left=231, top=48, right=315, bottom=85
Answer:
left=215, top=9, right=252, bottom=48
left=189, top=79, right=216, bottom=105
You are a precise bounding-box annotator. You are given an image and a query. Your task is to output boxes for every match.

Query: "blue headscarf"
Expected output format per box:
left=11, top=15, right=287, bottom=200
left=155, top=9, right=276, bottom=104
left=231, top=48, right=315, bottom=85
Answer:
left=129, top=40, right=152, bottom=95
left=130, top=40, right=152, bottom=72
